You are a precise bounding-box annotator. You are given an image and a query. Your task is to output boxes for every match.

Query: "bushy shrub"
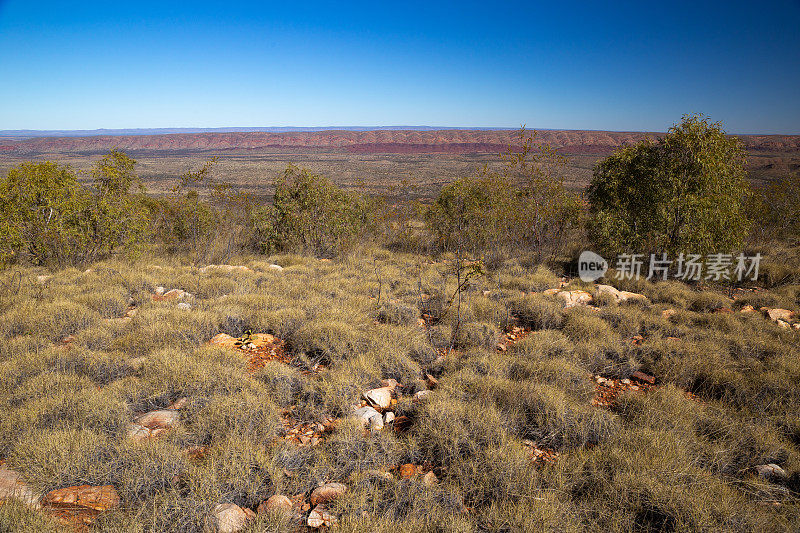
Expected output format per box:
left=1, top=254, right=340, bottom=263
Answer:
left=255, top=165, right=376, bottom=256
left=0, top=151, right=148, bottom=267
left=426, top=128, right=583, bottom=262
left=588, top=114, right=751, bottom=257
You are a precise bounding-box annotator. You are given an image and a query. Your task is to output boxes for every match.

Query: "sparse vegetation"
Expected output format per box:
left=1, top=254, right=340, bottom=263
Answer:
left=1, top=120, right=799, bottom=532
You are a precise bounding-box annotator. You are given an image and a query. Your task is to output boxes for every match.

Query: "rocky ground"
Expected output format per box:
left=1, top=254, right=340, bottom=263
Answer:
left=0, top=253, right=799, bottom=531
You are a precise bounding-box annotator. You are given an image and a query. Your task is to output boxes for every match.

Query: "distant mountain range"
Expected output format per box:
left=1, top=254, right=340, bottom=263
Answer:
left=1, top=128, right=798, bottom=155
left=0, top=126, right=514, bottom=138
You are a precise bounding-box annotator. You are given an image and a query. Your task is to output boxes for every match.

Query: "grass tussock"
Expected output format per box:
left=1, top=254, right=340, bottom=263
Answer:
left=0, top=251, right=798, bottom=531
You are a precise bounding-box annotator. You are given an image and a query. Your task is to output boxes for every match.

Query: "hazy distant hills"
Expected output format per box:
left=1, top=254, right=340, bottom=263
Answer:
left=1, top=128, right=799, bottom=155
left=0, top=126, right=508, bottom=138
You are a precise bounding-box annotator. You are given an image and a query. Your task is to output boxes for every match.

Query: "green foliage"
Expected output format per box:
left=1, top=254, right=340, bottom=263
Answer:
left=426, top=128, right=583, bottom=262
left=256, top=165, right=376, bottom=256
left=0, top=152, right=148, bottom=267
left=587, top=114, right=751, bottom=256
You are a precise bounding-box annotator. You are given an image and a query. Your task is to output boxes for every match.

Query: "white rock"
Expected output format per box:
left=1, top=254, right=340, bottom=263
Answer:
left=177, top=302, right=192, bottom=310
left=0, top=465, right=40, bottom=508
left=155, top=286, right=166, bottom=295
left=136, top=409, right=180, bottom=429
left=755, top=463, right=788, bottom=480
left=413, top=390, right=432, bottom=402
left=363, top=387, right=392, bottom=409
left=383, top=412, right=395, bottom=425
left=269, top=264, right=284, bottom=271
left=210, top=503, right=248, bottom=532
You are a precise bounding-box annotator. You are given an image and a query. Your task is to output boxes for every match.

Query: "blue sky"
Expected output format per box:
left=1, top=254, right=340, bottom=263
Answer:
left=0, top=0, right=798, bottom=133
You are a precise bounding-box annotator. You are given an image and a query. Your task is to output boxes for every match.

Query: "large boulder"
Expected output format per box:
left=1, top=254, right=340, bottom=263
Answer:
left=764, top=308, right=796, bottom=322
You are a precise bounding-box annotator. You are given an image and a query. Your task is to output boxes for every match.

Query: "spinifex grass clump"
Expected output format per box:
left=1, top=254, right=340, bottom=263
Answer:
left=0, top=248, right=798, bottom=532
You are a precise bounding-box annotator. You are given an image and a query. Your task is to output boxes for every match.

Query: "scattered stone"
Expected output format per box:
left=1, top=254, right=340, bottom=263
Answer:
left=543, top=288, right=560, bottom=296
left=631, top=371, right=656, bottom=385
left=124, top=308, right=138, bottom=318
left=0, top=464, right=40, bottom=508
left=794, top=323, right=800, bottom=330
left=363, top=387, right=392, bottom=409
left=496, top=342, right=507, bottom=352
left=43, top=484, right=120, bottom=512
left=777, top=320, right=790, bottom=329
left=184, top=445, right=208, bottom=460
left=128, top=409, right=180, bottom=442
left=383, top=411, right=395, bottom=425
left=422, top=471, right=438, bottom=485
left=425, top=373, right=439, bottom=389
left=154, top=286, right=166, bottom=295
left=36, top=274, right=51, bottom=284
left=380, top=378, right=399, bottom=390
left=414, top=390, right=432, bottom=402
left=209, top=503, right=249, bottom=533
left=765, top=308, right=796, bottom=322
left=309, top=482, right=347, bottom=506
left=308, top=504, right=336, bottom=528
left=595, top=284, right=648, bottom=304
left=268, top=264, right=284, bottom=271
left=257, top=494, right=293, bottom=516
left=199, top=264, right=253, bottom=274
left=158, top=288, right=188, bottom=301
left=353, top=406, right=383, bottom=430
left=399, top=464, right=418, bottom=479
left=740, top=305, right=756, bottom=313
left=556, top=290, right=594, bottom=308
left=755, top=463, right=788, bottom=481
left=168, top=397, right=189, bottom=410
left=177, top=302, right=192, bottom=311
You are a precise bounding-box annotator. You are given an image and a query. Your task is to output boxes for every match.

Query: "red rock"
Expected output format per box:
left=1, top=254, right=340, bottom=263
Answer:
left=43, top=485, right=120, bottom=511
left=210, top=333, right=239, bottom=349
left=630, top=371, right=655, bottom=385
left=399, top=464, right=418, bottom=479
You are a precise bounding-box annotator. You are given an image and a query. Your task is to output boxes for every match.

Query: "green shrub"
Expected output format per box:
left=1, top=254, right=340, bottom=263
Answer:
left=0, top=152, right=149, bottom=267
left=256, top=165, right=376, bottom=256
left=588, top=114, right=751, bottom=256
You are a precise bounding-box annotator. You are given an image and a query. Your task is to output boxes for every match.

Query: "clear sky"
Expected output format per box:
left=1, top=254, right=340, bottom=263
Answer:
left=1, top=0, right=798, bottom=133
